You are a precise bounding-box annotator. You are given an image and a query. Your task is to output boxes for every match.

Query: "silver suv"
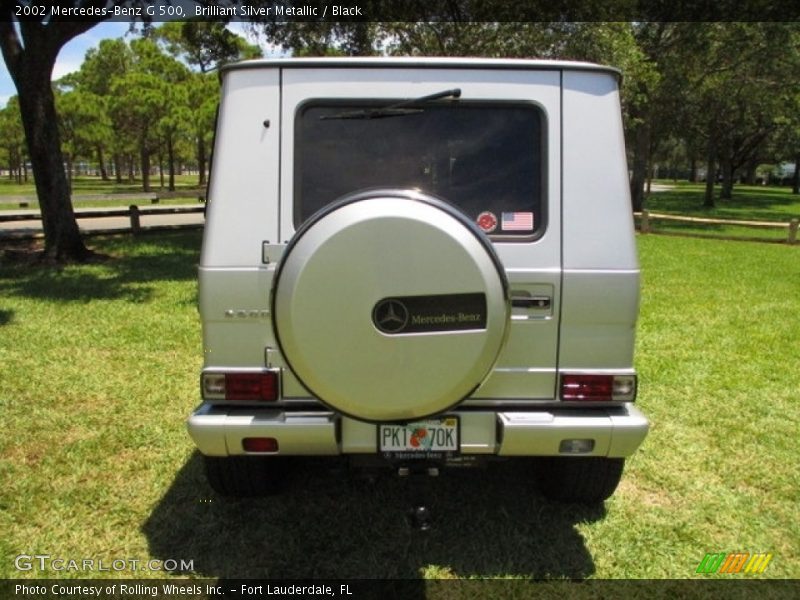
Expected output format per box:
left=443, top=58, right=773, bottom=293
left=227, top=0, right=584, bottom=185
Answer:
left=188, top=57, right=648, bottom=504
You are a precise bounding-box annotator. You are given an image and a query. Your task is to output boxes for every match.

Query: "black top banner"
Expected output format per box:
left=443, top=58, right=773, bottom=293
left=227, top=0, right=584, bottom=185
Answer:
left=7, top=0, right=800, bottom=23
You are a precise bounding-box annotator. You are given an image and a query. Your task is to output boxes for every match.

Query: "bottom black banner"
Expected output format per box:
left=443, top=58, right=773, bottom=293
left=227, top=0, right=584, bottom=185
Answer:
left=2, top=579, right=799, bottom=600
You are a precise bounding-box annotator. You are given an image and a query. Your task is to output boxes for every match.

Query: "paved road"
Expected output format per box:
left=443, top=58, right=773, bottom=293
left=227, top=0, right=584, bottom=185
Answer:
left=0, top=205, right=204, bottom=238
left=648, top=183, right=675, bottom=192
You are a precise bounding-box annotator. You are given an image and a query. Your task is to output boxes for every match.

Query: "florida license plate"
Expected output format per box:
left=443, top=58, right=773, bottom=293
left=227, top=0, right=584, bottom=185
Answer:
left=378, top=417, right=459, bottom=459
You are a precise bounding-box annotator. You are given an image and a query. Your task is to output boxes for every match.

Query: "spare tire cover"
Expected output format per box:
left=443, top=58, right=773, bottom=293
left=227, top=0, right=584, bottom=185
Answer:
left=272, top=189, right=509, bottom=422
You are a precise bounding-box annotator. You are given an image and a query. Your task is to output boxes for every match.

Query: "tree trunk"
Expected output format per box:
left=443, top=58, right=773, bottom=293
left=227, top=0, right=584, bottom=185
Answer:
left=10, top=50, right=88, bottom=260
left=140, top=144, right=151, bottom=192
left=160, top=160, right=165, bottom=188
left=689, top=157, right=697, bottom=183
left=704, top=153, right=716, bottom=208
left=720, top=157, right=734, bottom=200
left=197, top=135, right=206, bottom=186
left=65, top=152, right=73, bottom=192
left=0, top=19, right=95, bottom=262
left=12, top=152, right=20, bottom=182
left=745, top=161, right=757, bottom=185
left=629, top=122, right=649, bottom=212
left=350, top=22, right=373, bottom=55
left=113, top=152, right=123, bottom=184
left=167, top=135, right=175, bottom=192
left=97, top=145, right=109, bottom=180
left=793, top=153, right=799, bottom=195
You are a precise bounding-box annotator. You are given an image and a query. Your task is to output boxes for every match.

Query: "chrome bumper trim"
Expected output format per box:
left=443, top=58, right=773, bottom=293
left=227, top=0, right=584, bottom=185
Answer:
left=497, top=405, right=649, bottom=457
left=187, top=404, right=339, bottom=456
left=187, top=403, right=648, bottom=458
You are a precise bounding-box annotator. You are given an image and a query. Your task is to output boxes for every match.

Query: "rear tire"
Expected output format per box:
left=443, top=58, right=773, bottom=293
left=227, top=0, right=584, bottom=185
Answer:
left=203, top=455, right=289, bottom=497
left=537, top=457, right=625, bottom=505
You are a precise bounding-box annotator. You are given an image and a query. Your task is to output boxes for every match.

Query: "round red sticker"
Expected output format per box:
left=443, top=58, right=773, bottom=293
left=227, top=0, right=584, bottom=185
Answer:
left=477, top=211, right=498, bottom=233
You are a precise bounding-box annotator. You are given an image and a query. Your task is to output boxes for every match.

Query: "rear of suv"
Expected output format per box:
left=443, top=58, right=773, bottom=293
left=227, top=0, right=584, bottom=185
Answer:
left=188, top=57, right=648, bottom=504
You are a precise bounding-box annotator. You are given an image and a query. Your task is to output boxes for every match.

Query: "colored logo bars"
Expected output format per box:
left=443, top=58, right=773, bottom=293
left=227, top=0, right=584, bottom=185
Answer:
left=696, top=552, right=773, bottom=574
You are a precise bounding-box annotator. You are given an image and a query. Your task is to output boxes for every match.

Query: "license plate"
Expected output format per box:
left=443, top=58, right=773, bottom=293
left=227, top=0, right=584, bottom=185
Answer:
left=378, top=417, right=459, bottom=459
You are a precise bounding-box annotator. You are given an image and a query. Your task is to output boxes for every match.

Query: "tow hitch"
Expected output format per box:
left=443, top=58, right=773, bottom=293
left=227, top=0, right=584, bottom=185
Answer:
left=398, top=464, right=440, bottom=531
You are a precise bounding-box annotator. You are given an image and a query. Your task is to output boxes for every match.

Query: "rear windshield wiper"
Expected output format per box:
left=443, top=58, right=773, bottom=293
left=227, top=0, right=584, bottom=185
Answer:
left=319, top=88, right=462, bottom=120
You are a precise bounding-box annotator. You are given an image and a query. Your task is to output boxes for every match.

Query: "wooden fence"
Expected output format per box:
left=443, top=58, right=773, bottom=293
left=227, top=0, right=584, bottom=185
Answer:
left=635, top=210, right=799, bottom=245
left=3, top=204, right=798, bottom=245
left=0, top=205, right=204, bottom=237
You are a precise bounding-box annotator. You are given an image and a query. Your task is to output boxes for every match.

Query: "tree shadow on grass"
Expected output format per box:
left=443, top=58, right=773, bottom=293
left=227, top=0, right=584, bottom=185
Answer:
left=0, top=231, right=200, bottom=303
left=647, top=187, right=800, bottom=222
left=0, top=309, right=13, bottom=326
left=647, top=220, right=788, bottom=241
left=143, top=453, right=602, bottom=583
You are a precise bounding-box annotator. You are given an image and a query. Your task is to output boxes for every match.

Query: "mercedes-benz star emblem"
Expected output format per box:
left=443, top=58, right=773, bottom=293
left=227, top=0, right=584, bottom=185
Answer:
left=373, top=299, right=409, bottom=334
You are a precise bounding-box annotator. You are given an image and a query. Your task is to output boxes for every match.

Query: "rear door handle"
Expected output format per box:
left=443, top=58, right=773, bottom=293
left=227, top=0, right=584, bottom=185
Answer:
left=511, top=295, right=551, bottom=309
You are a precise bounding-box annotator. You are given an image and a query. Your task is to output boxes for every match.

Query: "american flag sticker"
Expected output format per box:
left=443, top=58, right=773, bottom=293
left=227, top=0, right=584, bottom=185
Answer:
left=501, top=212, right=534, bottom=231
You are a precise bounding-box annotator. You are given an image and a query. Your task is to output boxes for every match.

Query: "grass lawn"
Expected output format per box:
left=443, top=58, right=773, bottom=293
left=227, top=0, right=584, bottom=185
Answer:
left=68, top=197, right=204, bottom=210
left=0, top=198, right=205, bottom=212
left=0, top=232, right=798, bottom=581
left=0, top=175, right=205, bottom=210
left=642, top=182, right=800, bottom=242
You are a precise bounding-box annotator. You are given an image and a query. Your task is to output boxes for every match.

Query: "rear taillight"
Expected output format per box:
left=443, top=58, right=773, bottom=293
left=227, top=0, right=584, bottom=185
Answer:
left=242, top=437, right=279, bottom=453
left=560, top=374, right=636, bottom=402
left=202, top=371, right=279, bottom=401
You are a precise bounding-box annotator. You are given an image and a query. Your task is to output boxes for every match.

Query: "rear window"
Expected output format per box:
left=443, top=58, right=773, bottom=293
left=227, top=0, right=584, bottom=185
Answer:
left=294, top=101, right=545, bottom=239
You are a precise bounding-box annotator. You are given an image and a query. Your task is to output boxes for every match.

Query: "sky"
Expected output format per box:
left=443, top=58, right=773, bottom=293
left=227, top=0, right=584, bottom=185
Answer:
left=0, top=21, right=274, bottom=109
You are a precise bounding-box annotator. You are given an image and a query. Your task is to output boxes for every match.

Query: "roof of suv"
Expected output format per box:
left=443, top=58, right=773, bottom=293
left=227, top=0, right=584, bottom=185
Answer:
left=222, top=56, right=622, bottom=79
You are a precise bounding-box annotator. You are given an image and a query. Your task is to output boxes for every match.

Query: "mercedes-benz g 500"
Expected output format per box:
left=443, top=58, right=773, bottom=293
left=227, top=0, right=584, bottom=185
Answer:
left=188, top=58, right=648, bottom=504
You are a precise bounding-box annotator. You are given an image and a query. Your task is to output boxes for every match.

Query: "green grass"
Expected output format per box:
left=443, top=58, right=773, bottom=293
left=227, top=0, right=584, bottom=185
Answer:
left=0, top=232, right=798, bottom=582
left=0, top=198, right=205, bottom=212
left=0, top=174, right=204, bottom=198
left=70, top=198, right=203, bottom=210
left=0, top=174, right=206, bottom=212
left=642, top=182, right=800, bottom=242
left=646, top=181, right=799, bottom=221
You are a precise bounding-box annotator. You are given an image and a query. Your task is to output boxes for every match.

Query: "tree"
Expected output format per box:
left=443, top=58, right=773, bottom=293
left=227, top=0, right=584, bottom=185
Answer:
left=259, top=20, right=378, bottom=56
left=65, top=38, right=134, bottom=182
left=56, top=89, right=112, bottom=189
left=135, top=37, right=191, bottom=190
left=152, top=22, right=259, bottom=185
left=0, top=15, right=102, bottom=261
left=154, top=21, right=261, bottom=73
left=0, top=97, right=27, bottom=184
left=185, top=72, right=219, bottom=186
left=773, top=101, right=800, bottom=194
left=621, top=23, right=679, bottom=212
left=155, top=82, right=191, bottom=191
left=102, top=38, right=191, bottom=193
left=699, top=24, right=797, bottom=202
left=657, top=23, right=800, bottom=207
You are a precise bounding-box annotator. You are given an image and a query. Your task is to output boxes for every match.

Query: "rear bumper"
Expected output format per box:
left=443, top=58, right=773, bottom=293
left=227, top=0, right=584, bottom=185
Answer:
left=187, top=404, right=648, bottom=459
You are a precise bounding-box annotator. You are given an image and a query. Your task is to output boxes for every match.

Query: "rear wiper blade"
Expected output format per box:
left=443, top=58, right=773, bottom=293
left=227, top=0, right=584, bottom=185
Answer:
left=320, top=88, right=462, bottom=120
left=320, top=107, right=425, bottom=120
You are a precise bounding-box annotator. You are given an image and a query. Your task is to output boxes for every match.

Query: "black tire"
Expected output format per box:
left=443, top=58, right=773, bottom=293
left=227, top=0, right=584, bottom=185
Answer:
left=537, top=457, right=625, bottom=505
left=203, top=455, right=289, bottom=497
